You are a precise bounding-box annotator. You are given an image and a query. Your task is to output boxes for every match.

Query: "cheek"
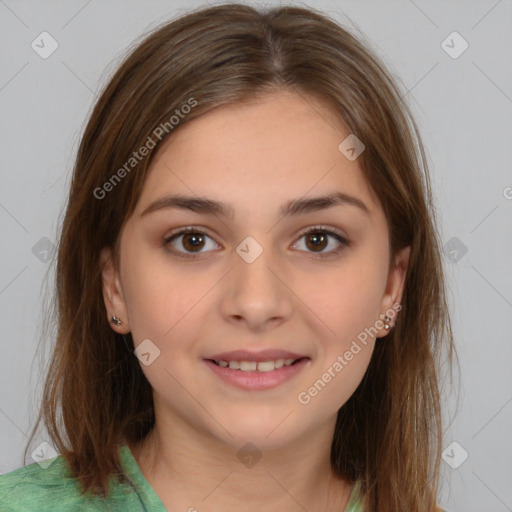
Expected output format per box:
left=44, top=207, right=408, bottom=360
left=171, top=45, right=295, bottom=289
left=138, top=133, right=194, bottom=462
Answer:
left=296, top=344, right=373, bottom=418
left=124, top=271, right=200, bottom=342
left=298, top=257, right=387, bottom=349
left=294, top=264, right=381, bottom=413
left=120, top=243, right=195, bottom=343
left=121, top=265, right=204, bottom=400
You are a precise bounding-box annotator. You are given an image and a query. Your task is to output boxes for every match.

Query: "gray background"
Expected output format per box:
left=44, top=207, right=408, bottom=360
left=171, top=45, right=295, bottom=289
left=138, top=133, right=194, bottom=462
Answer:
left=1, top=1, right=511, bottom=511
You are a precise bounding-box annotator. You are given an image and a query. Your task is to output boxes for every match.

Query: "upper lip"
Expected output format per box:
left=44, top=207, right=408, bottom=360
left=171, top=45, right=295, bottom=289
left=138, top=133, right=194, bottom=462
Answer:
left=205, top=349, right=309, bottom=363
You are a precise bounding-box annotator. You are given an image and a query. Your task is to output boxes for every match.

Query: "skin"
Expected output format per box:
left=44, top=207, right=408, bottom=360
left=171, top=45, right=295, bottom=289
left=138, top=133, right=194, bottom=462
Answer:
left=100, top=89, right=410, bottom=511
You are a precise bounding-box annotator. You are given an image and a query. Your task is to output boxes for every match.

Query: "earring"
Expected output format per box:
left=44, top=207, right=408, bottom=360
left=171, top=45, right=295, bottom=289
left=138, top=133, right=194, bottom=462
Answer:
left=383, top=316, right=391, bottom=330
left=111, top=315, right=123, bottom=326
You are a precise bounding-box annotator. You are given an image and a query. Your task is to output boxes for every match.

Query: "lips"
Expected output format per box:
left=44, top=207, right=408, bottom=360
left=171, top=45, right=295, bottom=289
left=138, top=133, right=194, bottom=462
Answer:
left=203, top=349, right=311, bottom=390
left=203, top=353, right=310, bottom=390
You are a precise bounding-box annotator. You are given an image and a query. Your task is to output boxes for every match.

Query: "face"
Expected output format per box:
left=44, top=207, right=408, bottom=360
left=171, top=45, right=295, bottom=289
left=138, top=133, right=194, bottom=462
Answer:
left=101, top=89, right=409, bottom=451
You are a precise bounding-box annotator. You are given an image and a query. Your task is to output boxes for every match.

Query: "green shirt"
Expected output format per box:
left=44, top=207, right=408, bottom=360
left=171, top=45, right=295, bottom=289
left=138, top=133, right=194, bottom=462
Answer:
left=0, top=445, right=445, bottom=511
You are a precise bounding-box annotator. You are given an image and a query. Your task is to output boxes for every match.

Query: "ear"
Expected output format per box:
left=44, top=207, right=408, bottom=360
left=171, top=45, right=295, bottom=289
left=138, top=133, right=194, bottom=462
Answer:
left=376, top=245, right=410, bottom=338
left=99, top=247, right=131, bottom=334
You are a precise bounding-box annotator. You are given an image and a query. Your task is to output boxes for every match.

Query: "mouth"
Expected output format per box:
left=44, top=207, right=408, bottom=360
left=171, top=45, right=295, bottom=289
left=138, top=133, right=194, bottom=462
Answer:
left=203, top=350, right=311, bottom=390
left=207, top=357, right=309, bottom=372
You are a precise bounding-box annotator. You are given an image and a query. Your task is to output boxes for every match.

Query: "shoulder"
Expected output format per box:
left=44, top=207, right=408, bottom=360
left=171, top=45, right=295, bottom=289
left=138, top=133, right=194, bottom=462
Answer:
left=0, top=455, right=102, bottom=512
left=345, top=481, right=450, bottom=512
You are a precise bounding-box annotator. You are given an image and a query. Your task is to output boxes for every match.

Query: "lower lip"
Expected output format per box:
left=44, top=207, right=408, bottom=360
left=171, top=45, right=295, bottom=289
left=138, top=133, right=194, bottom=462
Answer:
left=204, top=358, right=310, bottom=390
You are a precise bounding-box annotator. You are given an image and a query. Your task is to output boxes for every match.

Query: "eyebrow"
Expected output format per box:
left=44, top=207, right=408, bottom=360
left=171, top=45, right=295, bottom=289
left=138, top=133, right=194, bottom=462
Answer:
left=140, top=191, right=370, bottom=219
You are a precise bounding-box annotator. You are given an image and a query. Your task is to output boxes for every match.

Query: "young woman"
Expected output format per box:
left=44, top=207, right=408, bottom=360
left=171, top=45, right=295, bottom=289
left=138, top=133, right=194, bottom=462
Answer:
left=0, top=3, right=456, bottom=511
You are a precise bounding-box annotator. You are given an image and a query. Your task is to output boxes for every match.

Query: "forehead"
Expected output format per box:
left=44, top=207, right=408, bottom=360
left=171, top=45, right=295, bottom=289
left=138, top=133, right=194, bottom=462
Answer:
left=136, top=90, right=379, bottom=218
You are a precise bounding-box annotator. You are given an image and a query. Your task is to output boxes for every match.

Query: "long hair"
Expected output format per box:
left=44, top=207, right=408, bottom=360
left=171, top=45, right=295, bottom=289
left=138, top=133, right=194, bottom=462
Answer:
left=25, top=4, right=458, bottom=511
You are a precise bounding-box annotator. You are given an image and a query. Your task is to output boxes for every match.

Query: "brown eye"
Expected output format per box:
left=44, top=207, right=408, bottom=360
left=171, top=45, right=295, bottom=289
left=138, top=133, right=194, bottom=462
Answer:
left=181, top=232, right=206, bottom=252
left=163, top=227, right=219, bottom=259
left=293, top=226, right=349, bottom=257
left=304, top=232, right=328, bottom=252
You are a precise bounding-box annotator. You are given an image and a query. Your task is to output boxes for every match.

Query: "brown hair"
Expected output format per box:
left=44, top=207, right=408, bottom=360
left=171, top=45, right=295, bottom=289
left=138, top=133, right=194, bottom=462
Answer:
left=26, top=3, right=458, bottom=511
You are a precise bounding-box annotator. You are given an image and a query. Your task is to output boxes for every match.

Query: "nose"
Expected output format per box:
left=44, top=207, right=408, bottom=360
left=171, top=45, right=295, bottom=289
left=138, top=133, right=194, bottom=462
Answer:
left=220, top=241, right=294, bottom=332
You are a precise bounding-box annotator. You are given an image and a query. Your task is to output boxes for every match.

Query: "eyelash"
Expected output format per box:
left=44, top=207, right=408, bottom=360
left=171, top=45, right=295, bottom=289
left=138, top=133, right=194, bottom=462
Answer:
left=163, top=225, right=350, bottom=261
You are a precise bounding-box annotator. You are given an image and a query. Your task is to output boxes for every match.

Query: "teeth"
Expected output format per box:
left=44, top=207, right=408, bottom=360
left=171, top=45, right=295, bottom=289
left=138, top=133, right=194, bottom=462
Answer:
left=240, top=361, right=257, bottom=371
left=256, top=361, right=275, bottom=372
left=215, top=358, right=299, bottom=372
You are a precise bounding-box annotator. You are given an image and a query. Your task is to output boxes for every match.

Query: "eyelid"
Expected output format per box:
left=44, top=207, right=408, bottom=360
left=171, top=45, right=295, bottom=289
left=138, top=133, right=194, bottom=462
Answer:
left=163, top=225, right=217, bottom=244
left=295, top=224, right=348, bottom=241
left=162, top=224, right=350, bottom=259
left=291, top=224, right=350, bottom=256
left=163, top=224, right=349, bottom=243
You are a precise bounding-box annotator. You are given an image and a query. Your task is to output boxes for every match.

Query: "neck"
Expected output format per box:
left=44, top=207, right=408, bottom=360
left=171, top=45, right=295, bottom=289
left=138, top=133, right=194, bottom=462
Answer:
left=128, top=418, right=354, bottom=512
